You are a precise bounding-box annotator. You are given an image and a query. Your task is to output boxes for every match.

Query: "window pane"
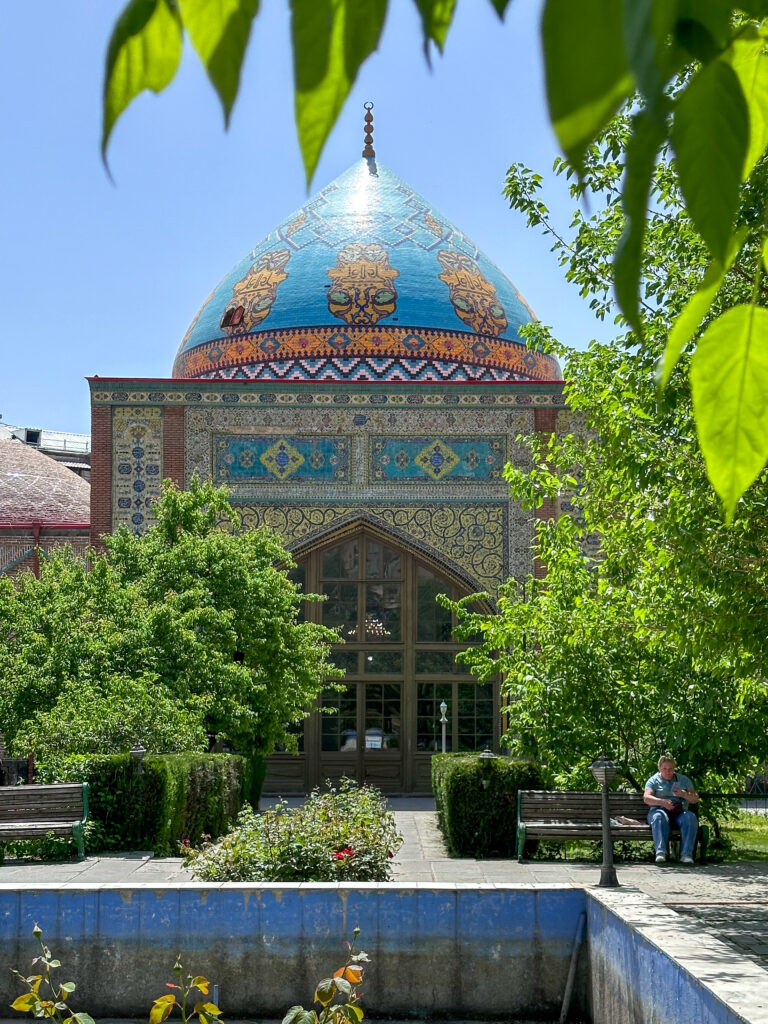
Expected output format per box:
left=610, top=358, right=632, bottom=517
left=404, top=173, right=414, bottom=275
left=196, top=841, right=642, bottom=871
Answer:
left=456, top=682, right=494, bottom=751
left=322, top=540, right=359, bottom=579
left=330, top=650, right=358, bottom=674
left=322, top=583, right=359, bottom=639
left=417, top=567, right=453, bottom=641
left=415, top=651, right=454, bottom=674
left=289, top=564, right=307, bottom=622
left=365, top=541, right=402, bottom=579
left=321, top=686, right=357, bottom=751
left=365, top=583, right=401, bottom=641
left=364, top=683, right=400, bottom=749
left=416, top=682, right=452, bottom=751
left=363, top=651, right=403, bottom=674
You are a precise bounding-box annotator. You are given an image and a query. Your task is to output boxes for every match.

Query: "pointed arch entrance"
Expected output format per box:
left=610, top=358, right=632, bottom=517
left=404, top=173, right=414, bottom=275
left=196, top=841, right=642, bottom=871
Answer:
left=263, top=524, right=500, bottom=795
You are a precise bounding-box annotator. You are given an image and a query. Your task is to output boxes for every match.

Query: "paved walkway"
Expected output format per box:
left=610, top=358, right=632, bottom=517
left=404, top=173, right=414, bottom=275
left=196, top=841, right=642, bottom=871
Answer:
left=2, top=799, right=767, bottom=971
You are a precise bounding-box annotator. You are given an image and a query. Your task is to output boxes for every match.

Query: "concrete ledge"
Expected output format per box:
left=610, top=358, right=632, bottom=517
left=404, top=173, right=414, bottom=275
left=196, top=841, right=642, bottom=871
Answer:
left=589, top=888, right=768, bottom=1024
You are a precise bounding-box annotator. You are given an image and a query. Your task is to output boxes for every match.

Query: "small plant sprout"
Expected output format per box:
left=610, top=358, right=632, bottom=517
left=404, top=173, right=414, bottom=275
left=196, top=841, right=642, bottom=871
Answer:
left=282, top=929, right=370, bottom=1024
left=149, top=959, right=224, bottom=1024
left=10, top=924, right=94, bottom=1024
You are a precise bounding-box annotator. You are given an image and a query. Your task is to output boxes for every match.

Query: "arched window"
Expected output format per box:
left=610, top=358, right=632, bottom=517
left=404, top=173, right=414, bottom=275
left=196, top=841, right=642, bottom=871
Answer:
left=265, top=527, right=498, bottom=794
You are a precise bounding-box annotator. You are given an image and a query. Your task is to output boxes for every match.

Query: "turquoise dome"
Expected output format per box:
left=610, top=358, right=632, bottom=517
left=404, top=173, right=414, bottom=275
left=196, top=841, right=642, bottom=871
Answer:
left=172, top=158, right=561, bottom=383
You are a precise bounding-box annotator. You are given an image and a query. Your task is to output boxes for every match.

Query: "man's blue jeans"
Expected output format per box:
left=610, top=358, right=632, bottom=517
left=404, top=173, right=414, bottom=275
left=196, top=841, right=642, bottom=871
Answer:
left=647, top=807, right=698, bottom=858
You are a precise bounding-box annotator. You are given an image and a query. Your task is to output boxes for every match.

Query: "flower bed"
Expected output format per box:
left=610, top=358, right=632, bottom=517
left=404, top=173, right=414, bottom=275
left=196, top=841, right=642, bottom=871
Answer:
left=183, top=779, right=402, bottom=882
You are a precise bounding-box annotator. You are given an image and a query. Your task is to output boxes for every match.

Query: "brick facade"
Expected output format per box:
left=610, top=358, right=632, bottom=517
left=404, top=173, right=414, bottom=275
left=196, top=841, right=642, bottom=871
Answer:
left=89, top=404, right=112, bottom=549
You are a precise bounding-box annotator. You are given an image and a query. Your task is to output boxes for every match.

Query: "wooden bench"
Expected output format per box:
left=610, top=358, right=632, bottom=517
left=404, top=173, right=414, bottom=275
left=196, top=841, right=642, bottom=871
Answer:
left=0, top=783, right=89, bottom=861
left=516, top=790, right=708, bottom=863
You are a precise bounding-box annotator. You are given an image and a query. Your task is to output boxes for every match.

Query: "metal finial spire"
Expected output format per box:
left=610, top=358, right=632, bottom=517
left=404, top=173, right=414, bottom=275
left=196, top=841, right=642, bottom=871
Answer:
left=362, top=102, right=375, bottom=158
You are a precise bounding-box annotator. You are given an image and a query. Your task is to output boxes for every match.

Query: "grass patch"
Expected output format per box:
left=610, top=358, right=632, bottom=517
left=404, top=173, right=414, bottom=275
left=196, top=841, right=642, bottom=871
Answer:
left=719, top=810, right=768, bottom=860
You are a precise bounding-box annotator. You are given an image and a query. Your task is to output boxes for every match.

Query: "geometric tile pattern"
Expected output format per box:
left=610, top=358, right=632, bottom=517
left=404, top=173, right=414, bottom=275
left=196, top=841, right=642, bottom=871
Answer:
left=234, top=500, right=508, bottom=593
left=173, top=327, right=560, bottom=382
left=369, top=436, right=505, bottom=483
left=112, top=406, right=163, bottom=534
left=213, top=434, right=351, bottom=483
left=90, top=381, right=566, bottom=408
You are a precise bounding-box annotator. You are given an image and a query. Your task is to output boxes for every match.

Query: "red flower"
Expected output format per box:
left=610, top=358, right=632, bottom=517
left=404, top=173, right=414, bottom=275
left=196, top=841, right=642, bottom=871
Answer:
left=333, top=846, right=356, bottom=861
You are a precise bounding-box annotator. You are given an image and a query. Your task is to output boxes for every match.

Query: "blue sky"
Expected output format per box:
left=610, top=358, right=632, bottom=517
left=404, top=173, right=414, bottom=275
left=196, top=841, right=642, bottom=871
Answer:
left=0, top=1, right=611, bottom=435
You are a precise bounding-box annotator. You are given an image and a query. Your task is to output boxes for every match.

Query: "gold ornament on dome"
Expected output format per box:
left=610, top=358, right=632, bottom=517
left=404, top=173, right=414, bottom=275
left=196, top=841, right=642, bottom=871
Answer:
left=327, top=243, right=399, bottom=325
left=225, top=249, right=291, bottom=332
left=437, top=251, right=508, bottom=337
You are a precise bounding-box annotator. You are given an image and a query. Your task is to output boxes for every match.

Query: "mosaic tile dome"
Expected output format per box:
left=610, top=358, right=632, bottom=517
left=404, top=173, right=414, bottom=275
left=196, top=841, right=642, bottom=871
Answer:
left=172, top=157, right=561, bottom=383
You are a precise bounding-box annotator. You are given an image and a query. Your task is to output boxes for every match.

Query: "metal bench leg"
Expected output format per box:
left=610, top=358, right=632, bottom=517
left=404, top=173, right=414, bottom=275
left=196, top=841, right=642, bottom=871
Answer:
left=72, top=823, right=85, bottom=860
left=698, top=825, right=708, bottom=865
left=517, top=823, right=527, bottom=863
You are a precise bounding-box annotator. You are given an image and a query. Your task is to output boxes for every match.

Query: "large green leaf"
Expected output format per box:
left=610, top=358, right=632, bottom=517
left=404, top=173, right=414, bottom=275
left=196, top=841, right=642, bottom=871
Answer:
left=487, top=0, right=512, bottom=16
left=613, top=110, right=664, bottom=333
left=102, top=0, right=183, bottom=164
left=414, top=0, right=457, bottom=53
left=621, top=0, right=677, bottom=118
left=291, top=0, right=387, bottom=187
left=728, top=31, right=768, bottom=180
left=179, top=0, right=260, bottom=126
left=672, top=58, right=749, bottom=263
left=660, top=227, right=748, bottom=387
left=542, top=0, right=632, bottom=169
left=690, top=304, right=768, bottom=520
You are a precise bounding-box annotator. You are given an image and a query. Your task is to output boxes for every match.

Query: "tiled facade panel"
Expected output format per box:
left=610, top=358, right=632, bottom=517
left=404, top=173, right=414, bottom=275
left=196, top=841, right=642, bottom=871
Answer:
left=111, top=406, right=163, bottom=534
left=93, top=381, right=568, bottom=594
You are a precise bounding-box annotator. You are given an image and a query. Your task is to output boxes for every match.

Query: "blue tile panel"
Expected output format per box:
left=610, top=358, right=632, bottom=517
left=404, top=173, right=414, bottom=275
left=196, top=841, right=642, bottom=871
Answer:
left=214, top=435, right=351, bottom=483
left=369, top=435, right=505, bottom=482
left=171, top=159, right=561, bottom=383
left=0, top=886, right=585, bottom=1019
left=112, top=406, right=163, bottom=534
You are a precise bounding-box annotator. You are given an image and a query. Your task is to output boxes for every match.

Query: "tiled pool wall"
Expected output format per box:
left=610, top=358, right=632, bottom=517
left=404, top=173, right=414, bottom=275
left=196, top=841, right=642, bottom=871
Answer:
left=1, top=884, right=767, bottom=1023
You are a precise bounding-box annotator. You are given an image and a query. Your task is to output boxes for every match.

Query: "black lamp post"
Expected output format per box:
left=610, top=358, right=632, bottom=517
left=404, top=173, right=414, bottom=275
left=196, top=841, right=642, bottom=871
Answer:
left=590, top=754, right=619, bottom=888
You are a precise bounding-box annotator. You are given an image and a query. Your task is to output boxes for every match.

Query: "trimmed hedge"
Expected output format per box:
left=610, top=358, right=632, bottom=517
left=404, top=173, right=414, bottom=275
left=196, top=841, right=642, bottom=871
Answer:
left=39, top=753, right=266, bottom=857
left=432, top=753, right=541, bottom=857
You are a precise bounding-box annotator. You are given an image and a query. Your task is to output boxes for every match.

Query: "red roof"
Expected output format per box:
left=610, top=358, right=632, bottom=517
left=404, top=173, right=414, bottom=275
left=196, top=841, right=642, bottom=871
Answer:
left=0, top=440, right=90, bottom=527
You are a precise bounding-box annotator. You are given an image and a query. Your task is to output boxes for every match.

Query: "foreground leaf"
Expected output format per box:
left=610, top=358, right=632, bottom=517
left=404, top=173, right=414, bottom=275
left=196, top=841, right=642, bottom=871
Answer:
left=179, top=0, right=260, bottom=125
left=660, top=226, right=748, bottom=387
left=291, top=0, right=387, bottom=187
left=672, top=58, right=748, bottom=263
left=11, top=993, right=39, bottom=1012
left=728, top=30, right=768, bottom=179
left=413, top=0, right=457, bottom=54
left=690, top=304, right=768, bottom=519
left=614, top=109, right=664, bottom=332
left=102, top=0, right=183, bottom=164
left=542, top=0, right=632, bottom=169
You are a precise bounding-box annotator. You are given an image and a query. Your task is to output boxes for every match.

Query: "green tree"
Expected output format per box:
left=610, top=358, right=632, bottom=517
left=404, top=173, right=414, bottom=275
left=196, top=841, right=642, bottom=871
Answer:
left=0, top=478, right=340, bottom=757
left=442, top=113, right=768, bottom=790
left=100, top=1, right=768, bottom=515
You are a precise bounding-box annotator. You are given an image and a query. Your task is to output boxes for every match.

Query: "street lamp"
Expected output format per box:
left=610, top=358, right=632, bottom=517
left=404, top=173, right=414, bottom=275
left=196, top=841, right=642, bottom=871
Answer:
left=439, top=701, right=448, bottom=754
left=590, top=754, right=619, bottom=888
left=479, top=747, right=497, bottom=789
left=130, top=741, right=146, bottom=775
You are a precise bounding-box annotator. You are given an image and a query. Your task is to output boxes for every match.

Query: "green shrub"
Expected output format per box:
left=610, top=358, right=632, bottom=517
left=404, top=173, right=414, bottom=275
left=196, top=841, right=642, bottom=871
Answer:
left=36, top=753, right=266, bottom=857
left=184, top=779, right=402, bottom=881
left=431, top=753, right=541, bottom=857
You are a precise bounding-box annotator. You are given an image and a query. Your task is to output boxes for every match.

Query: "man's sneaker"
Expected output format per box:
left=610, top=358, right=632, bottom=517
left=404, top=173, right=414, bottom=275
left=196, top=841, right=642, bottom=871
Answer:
left=680, top=854, right=695, bottom=865
left=655, top=852, right=666, bottom=864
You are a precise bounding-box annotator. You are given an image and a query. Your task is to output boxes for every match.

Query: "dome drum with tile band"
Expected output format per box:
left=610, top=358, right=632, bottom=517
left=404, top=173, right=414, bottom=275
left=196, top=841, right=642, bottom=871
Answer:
left=91, top=112, right=572, bottom=795
left=172, top=157, right=561, bottom=384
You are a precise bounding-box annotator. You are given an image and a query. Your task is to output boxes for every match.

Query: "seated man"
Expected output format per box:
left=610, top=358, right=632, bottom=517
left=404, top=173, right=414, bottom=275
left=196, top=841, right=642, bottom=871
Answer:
left=644, top=755, right=700, bottom=865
